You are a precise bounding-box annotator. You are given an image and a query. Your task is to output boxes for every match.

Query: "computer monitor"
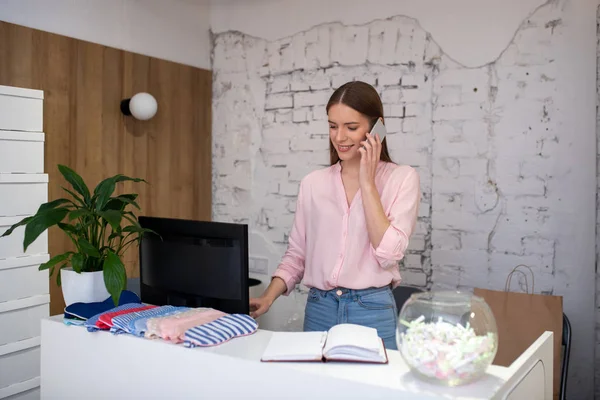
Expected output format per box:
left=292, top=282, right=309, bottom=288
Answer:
left=138, top=216, right=249, bottom=315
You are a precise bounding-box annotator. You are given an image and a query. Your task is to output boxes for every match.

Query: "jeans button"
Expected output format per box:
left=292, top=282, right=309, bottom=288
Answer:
left=336, top=290, right=343, bottom=296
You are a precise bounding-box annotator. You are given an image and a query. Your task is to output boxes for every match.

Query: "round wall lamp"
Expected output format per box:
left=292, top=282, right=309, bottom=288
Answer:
left=120, top=92, right=158, bottom=121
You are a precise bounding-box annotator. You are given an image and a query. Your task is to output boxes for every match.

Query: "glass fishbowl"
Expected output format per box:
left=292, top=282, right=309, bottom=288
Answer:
left=396, top=291, right=498, bottom=386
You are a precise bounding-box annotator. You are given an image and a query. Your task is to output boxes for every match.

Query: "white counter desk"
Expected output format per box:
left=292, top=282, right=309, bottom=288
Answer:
left=40, top=316, right=552, bottom=400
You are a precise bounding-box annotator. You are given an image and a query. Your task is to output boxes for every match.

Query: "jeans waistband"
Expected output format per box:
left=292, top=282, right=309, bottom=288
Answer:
left=310, top=284, right=392, bottom=297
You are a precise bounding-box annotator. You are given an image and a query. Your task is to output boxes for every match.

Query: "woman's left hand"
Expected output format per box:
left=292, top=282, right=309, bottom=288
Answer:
left=358, top=132, right=381, bottom=191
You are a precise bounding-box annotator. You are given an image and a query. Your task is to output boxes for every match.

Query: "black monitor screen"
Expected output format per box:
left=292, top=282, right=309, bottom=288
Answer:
left=138, top=216, right=249, bottom=315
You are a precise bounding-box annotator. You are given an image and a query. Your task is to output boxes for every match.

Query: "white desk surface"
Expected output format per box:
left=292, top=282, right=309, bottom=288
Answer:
left=40, top=315, right=552, bottom=400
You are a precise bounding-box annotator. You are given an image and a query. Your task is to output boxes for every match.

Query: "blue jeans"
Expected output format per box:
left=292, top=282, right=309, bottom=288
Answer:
left=303, top=285, right=399, bottom=350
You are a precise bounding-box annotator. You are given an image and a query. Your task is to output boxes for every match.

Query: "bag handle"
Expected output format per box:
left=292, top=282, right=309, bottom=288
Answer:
left=505, top=264, right=535, bottom=294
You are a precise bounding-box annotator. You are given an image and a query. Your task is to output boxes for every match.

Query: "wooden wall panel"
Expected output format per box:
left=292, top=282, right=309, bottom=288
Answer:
left=0, top=22, right=212, bottom=315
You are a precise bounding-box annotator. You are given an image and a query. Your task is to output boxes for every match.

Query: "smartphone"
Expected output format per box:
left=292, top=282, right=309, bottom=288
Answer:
left=370, top=118, right=387, bottom=143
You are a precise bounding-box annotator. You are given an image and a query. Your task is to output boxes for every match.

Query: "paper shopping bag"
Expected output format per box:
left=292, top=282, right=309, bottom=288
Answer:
left=474, top=265, right=562, bottom=399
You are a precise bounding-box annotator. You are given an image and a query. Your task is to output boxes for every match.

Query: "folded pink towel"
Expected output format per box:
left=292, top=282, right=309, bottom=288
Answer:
left=145, top=308, right=226, bottom=343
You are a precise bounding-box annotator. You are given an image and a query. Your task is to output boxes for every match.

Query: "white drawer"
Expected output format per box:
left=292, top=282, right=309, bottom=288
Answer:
left=0, top=131, right=44, bottom=174
left=0, top=255, right=50, bottom=303
left=0, top=296, right=49, bottom=346
left=0, top=86, right=43, bottom=133
left=0, top=217, right=48, bottom=260
left=0, top=377, right=40, bottom=400
left=0, top=174, right=48, bottom=217
left=0, top=380, right=40, bottom=400
left=0, top=338, right=41, bottom=390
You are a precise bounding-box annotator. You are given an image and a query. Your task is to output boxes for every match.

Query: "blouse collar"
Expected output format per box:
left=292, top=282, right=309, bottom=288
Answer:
left=332, top=160, right=387, bottom=173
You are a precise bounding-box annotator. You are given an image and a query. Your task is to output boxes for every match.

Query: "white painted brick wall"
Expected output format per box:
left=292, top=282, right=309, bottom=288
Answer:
left=331, top=25, right=369, bottom=66
left=265, top=93, right=293, bottom=110
left=293, top=91, right=329, bottom=108
left=212, top=6, right=578, bottom=381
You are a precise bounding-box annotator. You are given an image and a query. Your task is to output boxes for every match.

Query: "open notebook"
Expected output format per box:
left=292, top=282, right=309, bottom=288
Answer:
left=261, top=324, right=388, bottom=364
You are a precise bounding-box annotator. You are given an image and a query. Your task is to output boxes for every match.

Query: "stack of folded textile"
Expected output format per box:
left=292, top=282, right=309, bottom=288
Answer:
left=63, top=290, right=257, bottom=347
left=63, top=290, right=142, bottom=326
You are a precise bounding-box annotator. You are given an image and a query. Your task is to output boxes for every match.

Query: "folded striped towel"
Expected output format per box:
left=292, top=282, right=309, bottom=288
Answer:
left=97, top=305, right=157, bottom=330
left=110, top=306, right=187, bottom=336
left=85, top=303, right=150, bottom=332
left=183, top=314, right=258, bottom=348
left=146, top=308, right=225, bottom=343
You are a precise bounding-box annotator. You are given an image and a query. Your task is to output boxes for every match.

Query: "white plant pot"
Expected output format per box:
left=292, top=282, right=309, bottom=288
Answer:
left=61, top=268, right=110, bottom=306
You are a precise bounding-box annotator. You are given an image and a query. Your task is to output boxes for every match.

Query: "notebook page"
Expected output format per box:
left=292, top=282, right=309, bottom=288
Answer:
left=261, top=331, right=327, bottom=362
left=323, top=324, right=381, bottom=355
left=324, top=341, right=386, bottom=363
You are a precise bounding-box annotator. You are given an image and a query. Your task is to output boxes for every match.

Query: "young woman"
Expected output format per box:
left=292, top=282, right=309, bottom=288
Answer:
left=249, top=81, right=420, bottom=349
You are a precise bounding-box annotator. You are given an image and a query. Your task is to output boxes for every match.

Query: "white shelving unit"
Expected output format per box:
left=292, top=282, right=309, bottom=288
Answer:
left=0, top=85, right=48, bottom=400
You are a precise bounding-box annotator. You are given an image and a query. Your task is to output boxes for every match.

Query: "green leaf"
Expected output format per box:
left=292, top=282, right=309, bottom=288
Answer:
left=62, top=187, right=85, bottom=206
left=114, top=195, right=141, bottom=210
left=68, top=209, right=92, bottom=221
left=77, top=238, right=101, bottom=258
left=146, top=228, right=161, bottom=240
left=38, top=252, right=73, bottom=271
left=115, top=176, right=147, bottom=185
left=38, top=198, right=72, bottom=213
left=94, top=176, right=118, bottom=212
left=58, top=165, right=91, bottom=204
left=122, top=224, right=146, bottom=233
left=0, top=216, right=33, bottom=238
left=98, top=210, right=123, bottom=231
left=104, top=199, right=124, bottom=212
left=122, top=212, right=140, bottom=226
left=56, top=264, right=66, bottom=286
left=103, top=250, right=126, bottom=306
left=107, top=231, right=124, bottom=241
left=71, top=253, right=84, bottom=273
left=95, top=176, right=146, bottom=212
left=104, top=194, right=136, bottom=212
left=120, top=194, right=138, bottom=201
left=23, top=208, right=69, bottom=251
left=123, top=224, right=159, bottom=239
left=58, top=222, right=79, bottom=236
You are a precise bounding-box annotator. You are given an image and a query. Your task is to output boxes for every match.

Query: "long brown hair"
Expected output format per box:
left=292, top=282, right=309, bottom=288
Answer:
left=326, top=81, right=393, bottom=165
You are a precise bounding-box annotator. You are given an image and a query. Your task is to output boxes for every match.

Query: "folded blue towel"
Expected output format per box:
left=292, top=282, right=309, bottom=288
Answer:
left=64, top=290, right=141, bottom=321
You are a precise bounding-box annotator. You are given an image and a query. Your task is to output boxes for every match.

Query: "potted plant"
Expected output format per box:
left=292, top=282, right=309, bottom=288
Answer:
left=0, top=164, right=153, bottom=306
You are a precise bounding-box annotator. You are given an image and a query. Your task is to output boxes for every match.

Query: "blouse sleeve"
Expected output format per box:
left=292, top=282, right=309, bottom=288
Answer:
left=372, top=167, right=420, bottom=269
left=272, top=178, right=308, bottom=295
